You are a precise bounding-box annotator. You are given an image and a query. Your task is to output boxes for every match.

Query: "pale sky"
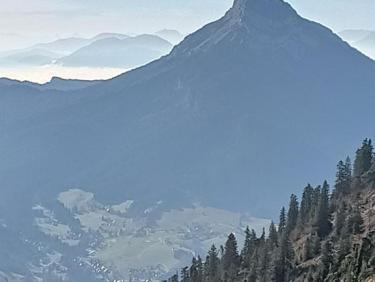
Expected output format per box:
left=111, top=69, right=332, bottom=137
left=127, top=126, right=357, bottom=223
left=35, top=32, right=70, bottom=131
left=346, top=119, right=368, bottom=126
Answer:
left=1, top=0, right=375, bottom=49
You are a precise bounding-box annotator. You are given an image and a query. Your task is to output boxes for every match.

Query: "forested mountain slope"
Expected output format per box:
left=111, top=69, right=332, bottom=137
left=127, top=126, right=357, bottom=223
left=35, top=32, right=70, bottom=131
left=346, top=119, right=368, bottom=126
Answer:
left=166, top=139, right=375, bottom=282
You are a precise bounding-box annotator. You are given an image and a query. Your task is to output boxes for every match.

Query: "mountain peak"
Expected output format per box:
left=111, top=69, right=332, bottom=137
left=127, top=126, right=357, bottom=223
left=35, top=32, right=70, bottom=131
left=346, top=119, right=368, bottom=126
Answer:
left=228, top=0, right=299, bottom=25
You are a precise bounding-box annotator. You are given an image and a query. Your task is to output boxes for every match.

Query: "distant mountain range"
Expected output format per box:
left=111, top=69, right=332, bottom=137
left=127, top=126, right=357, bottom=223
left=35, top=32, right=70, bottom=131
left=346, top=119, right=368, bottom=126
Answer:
left=339, top=29, right=375, bottom=59
left=1, top=0, right=375, bottom=280
left=0, top=30, right=183, bottom=69
left=59, top=34, right=173, bottom=68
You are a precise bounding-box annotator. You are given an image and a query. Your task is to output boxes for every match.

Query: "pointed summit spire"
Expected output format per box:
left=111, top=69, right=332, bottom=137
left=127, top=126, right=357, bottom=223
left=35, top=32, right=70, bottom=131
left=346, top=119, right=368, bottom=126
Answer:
left=228, top=0, right=298, bottom=25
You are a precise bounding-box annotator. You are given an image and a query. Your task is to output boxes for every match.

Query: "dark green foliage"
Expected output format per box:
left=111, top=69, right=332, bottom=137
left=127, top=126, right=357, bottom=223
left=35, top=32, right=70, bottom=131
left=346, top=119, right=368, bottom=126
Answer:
left=315, top=181, right=332, bottom=238
left=299, top=184, right=314, bottom=226
left=269, top=221, right=278, bottom=248
left=206, top=245, right=220, bottom=282
left=279, top=207, right=286, bottom=235
left=258, top=242, right=271, bottom=282
left=311, top=186, right=321, bottom=220
left=354, top=138, right=373, bottom=178
left=364, top=161, right=375, bottom=186
left=274, top=232, right=293, bottom=282
left=168, top=139, right=374, bottom=282
left=335, top=157, right=352, bottom=196
left=242, top=227, right=257, bottom=268
left=222, top=233, right=240, bottom=280
left=286, top=194, right=299, bottom=234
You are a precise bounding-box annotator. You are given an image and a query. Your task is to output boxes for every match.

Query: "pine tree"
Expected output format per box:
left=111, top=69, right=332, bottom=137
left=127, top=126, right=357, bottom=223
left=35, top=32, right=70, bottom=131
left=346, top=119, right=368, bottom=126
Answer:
left=364, top=159, right=375, bottom=186
left=242, top=227, right=256, bottom=268
left=269, top=221, right=278, bottom=248
left=274, top=232, right=293, bottom=282
left=259, top=241, right=271, bottom=282
left=286, top=194, right=299, bottom=234
left=353, top=138, right=373, bottom=178
left=299, top=184, right=314, bottom=226
left=222, top=233, right=240, bottom=280
left=335, top=157, right=352, bottom=196
left=311, top=186, right=321, bottom=220
left=206, top=245, right=220, bottom=282
left=315, top=181, right=332, bottom=238
left=196, top=256, right=203, bottom=282
left=190, top=257, right=199, bottom=282
left=279, top=207, right=287, bottom=235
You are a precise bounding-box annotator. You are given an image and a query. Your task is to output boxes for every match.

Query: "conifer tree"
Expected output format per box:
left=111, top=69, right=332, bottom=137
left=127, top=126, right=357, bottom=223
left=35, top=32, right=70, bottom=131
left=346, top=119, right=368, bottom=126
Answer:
left=279, top=207, right=287, bottom=235
left=242, top=227, right=257, bottom=268
left=274, top=232, right=293, bottom=282
left=259, top=241, right=271, bottom=282
left=222, top=233, right=240, bottom=280
left=354, top=138, right=373, bottom=178
left=299, top=184, right=314, bottom=226
left=286, top=194, right=299, bottom=233
left=316, top=181, right=332, bottom=238
left=207, top=245, right=220, bottom=282
left=269, top=221, right=278, bottom=248
left=335, top=157, right=352, bottom=196
left=196, top=256, right=203, bottom=282
left=311, top=186, right=321, bottom=220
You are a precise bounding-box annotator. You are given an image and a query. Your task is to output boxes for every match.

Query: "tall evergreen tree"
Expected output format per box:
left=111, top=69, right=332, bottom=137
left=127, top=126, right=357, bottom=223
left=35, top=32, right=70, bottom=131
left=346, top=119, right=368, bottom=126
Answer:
left=299, top=184, right=314, bottom=226
left=259, top=242, right=271, bottom=282
left=279, top=207, right=287, bottom=235
left=335, top=157, right=352, bottom=196
left=311, top=186, right=321, bottom=220
left=269, top=221, right=278, bottom=248
left=315, top=181, right=332, bottom=238
left=242, top=227, right=257, bottom=268
left=222, top=233, right=240, bottom=273
left=206, top=245, right=220, bottom=282
left=353, top=138, right=373, bottom=178
left=286, top=194, right=299, bottom=233
left=274, top=232, right=293, bottom=282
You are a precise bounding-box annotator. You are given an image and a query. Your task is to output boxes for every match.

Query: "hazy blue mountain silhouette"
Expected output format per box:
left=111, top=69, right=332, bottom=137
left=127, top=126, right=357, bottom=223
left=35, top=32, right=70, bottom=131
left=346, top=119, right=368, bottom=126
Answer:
left=1, top=0, right=375, bottom=221
left=59, top=34, right=173, bottom=68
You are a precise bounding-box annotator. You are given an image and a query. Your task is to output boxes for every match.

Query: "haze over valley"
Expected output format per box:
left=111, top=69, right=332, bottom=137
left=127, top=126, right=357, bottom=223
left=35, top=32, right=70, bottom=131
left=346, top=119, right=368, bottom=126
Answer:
left=0, top=0, right=375, bottom=281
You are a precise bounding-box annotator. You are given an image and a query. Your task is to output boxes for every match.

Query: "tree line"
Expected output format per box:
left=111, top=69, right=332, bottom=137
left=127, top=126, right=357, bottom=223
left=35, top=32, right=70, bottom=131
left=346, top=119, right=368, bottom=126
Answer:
left=164, top=138, right=375, bottom=282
